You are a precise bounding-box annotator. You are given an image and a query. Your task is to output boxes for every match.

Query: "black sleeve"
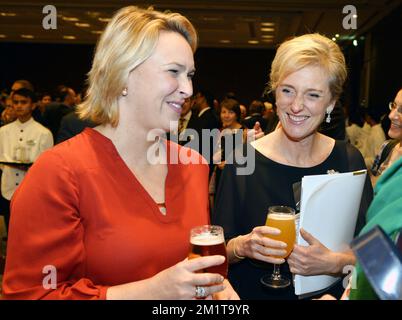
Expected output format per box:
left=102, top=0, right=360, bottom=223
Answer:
left=212, top=161, right=245, bottom=240
left=346, top=143, right=374, bottom=235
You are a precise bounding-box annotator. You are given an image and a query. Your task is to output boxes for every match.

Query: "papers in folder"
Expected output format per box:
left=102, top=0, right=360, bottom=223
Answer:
left=294, top=170, right=367, bottom=296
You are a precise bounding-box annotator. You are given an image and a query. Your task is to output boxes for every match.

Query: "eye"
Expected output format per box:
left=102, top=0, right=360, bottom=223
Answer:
left=306, top=93, right=322, bottom=100
left=281, top=87, right=294, bottom=96
left=168, top=69, right=179, bottom=75
left=187, top=72, right=195, bottom=79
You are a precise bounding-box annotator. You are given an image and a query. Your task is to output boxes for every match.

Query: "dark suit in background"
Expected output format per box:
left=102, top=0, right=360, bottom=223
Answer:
left=56, top=112, right=96, bottom=144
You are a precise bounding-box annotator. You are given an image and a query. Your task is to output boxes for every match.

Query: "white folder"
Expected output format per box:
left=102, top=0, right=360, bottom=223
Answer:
left=294, top=170, right=367, bottom=296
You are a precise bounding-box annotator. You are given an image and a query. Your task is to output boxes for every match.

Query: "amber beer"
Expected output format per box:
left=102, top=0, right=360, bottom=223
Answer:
left=189, top=225, right=228, bottom=278
left=265, top=209, right=296, bottom=258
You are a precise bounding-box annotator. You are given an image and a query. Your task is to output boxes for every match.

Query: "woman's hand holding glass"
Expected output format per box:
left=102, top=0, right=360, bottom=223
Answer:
left=150, top=255, right=227, bottom=299
left=232, top=226, right=287, bottom=264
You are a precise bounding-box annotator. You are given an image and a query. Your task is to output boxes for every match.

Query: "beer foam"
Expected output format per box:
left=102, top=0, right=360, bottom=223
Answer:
left=191, top=233, right=224, bottom=246
left=268, top=213, right=295, bottom=220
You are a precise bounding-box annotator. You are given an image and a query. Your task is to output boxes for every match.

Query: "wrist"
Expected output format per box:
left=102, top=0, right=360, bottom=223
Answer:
left=233, top=236, right=245, bottom=260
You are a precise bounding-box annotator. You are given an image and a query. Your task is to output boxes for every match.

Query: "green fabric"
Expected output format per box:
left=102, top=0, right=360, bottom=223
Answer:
left=349, top=157, right=402, bottom=300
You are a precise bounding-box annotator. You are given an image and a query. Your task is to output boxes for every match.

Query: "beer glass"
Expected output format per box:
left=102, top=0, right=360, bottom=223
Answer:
left=260, top=206, right=296, bottom=289
left=189, top=225, right=228, bottom=278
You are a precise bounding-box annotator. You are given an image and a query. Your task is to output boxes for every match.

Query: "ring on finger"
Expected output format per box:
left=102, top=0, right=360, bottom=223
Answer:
left=195, top=285, right=207, bottom=298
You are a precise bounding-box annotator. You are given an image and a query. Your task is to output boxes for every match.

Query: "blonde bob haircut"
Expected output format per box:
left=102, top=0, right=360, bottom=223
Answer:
left=269, top=33, right=347, bottom=101
left=77, top=6, right=198, bottom=126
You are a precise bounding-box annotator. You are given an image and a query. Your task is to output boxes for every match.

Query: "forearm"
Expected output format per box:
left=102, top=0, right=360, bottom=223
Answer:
left=106, top=277, right=160, bottom=300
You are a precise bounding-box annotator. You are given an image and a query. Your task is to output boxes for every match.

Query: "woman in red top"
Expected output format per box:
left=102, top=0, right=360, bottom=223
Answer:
left=3, top=6, right=237, bottom=300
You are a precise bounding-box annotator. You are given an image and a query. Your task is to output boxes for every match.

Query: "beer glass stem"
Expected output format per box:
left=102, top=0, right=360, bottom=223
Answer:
left=272, top=264, right=282, bottom=280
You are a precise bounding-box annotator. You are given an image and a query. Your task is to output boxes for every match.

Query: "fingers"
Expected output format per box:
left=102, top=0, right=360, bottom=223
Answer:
left=300, top=228, right=319, bottom=245
left=185, top=255, right=226, bottom=273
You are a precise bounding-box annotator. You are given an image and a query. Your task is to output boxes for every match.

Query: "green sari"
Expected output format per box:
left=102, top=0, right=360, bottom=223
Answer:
left=349, top=156, right=402, bottom=300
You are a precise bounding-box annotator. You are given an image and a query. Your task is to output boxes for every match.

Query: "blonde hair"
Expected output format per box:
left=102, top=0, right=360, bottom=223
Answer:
left=77, top=6, right=197, bottom=126
left=269, top=33, right=347, bottom=100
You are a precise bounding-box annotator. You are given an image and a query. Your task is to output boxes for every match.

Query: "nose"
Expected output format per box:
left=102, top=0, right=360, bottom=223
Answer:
left=389, top=107, right=400, bottom=120
left=179, top=76, right=193, bottom=98
left=290, top=92, right=305, bottom=113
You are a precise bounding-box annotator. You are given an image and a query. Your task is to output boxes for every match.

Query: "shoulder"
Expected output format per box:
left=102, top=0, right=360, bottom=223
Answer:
left=31, top=120, right=52, bottom=134
left=167, top=140, right=208, bottom=167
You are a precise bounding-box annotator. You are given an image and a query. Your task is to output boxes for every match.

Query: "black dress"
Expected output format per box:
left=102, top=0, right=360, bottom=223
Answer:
left=212, top=140, right=373, bottom=300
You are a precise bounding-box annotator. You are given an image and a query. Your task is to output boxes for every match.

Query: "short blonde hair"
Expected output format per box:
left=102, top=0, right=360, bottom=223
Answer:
left=269, top=33, right=347, bottom=100
left=77, top=6, right=197, bottom=126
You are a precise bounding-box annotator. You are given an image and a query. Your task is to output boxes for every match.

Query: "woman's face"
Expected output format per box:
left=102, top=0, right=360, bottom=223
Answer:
left=275, top=65, right=335, bottom=142
left=220, top=106, right=238, bottom=128
left=388, top=89, right=402, bottom=141
left=125, top=31, right=195, bottom=132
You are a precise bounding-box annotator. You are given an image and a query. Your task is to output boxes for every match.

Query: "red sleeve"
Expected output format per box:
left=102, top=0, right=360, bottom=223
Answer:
left=2, top=150, right=109, bottom=300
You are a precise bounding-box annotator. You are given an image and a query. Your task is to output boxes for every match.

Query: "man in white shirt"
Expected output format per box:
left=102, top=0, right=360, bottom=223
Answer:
left=0, top=88, right=53, bottom=230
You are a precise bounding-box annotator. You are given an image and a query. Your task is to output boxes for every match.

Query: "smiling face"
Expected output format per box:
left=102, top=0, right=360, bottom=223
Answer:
left=275, top=65, right=335, bottom=142
left=220, top=106, right=239, bottom=128
left=388, top=89, right=402, bottom=141
left=124, top=31, right=195, bottom=132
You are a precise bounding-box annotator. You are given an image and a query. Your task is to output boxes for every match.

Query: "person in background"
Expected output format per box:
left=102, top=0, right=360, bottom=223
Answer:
left=213, top=33, right=373, bottom=300
left=370, top=88, right=402, bottom=186
left=2, top=6, right=238, bottom=300
left=0, top=88, right=53, bottom=232
left=243, top=99, right=268, bottom=132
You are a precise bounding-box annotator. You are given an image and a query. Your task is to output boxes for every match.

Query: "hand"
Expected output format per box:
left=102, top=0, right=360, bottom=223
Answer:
left=213, top=279, right=240, bottom=300
left=314, top=294, right=337, bottom=300
left=246, top=122, right=264, bottom=142
left=234, top=226, right=287, bottom=264
left=288, top=228, right=341, bottom=276
left=150, top=255, right=226, bottom=299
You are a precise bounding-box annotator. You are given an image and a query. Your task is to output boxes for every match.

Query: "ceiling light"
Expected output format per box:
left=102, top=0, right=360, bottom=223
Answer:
left=86, top=11, right=101, bottom=18
left=353, top=14, right=358, bottom=18
left=98, top=17, right=111, bottom=22
left=21, top=34, right=34, bottom=39
left=261, top=27, right=274, bottom=32
left=332, top=37, right=336, bottom=41
left=248, top=40, right=259, bottom=44
left=261, top=22, right=275, bottom=27
left=91, top=30, right=103, bottom=35
left=75, top=23, right=90, bottom=27
left=0, top=12, right=17, bottom=17
left=63, top=35, right=76, bottom=40
left=335, top=34, right=340, bottom=38
left=353, top=39, right=358, bottom=46
left=0, top=34, right=7, bottom=38
left=261, top=35, right=274, bottom=38
left=262, top=39, right=273, bottom=43
left=219, top=40, right=231, bottom=44
left=62, top=16, right=79, bottom=22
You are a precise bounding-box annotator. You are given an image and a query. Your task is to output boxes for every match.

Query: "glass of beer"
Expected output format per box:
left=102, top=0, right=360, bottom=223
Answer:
left=260, top=206, right=296, bottom=289
left=189, top=225, right=228, bottom=278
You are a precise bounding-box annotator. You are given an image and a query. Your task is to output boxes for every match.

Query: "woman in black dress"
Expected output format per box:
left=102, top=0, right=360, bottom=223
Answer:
left=213, top=33, right=373, bottom=299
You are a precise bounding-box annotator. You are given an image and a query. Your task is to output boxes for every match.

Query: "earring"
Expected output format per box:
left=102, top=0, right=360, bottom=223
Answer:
left=122, top=88, right=128, bottom=96
left=326, top=112, right=331, bottom=123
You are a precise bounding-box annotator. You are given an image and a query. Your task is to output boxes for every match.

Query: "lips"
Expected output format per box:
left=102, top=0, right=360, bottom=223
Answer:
left=167, top=101, right=183, bottom=114
left=287, top=113, right=309, bottom=124
left=390, top=121, right=402, bottom=129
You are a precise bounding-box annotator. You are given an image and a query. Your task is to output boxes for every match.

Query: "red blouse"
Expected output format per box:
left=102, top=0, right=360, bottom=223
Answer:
left=2, top=128, right=210, bottom=299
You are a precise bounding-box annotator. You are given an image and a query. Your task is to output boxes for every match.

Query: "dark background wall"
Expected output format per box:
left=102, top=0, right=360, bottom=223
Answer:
left=0, top=42, right=275, bottom=106
left=0, top=5, right=400, bottom=113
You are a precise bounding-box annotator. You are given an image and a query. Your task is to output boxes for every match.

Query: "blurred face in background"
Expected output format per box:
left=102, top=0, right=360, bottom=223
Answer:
left=12, top=94, right=34, bottom=123
left=220, top=106, right=238, bottom=128
left=388, top=89, right=402, bottom=141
